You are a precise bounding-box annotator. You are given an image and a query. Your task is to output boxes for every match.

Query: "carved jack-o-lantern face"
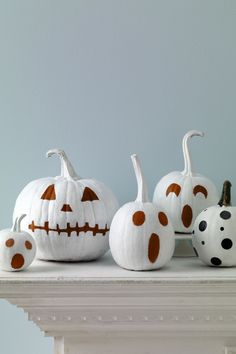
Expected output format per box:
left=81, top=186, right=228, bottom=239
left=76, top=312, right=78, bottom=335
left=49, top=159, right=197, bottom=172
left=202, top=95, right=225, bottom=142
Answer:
left=153, top=131, right=219, bottom=234
left=27, top=184, right=109, bottom=237
left=109, top=155, right=175, bottom=271
left=13, top=149, right=119, bottom=261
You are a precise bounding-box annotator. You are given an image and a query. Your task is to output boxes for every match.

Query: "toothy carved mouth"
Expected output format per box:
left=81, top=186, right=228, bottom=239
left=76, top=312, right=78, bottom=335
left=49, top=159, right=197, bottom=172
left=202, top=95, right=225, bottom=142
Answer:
left=28, top=221, right=109, bottom=237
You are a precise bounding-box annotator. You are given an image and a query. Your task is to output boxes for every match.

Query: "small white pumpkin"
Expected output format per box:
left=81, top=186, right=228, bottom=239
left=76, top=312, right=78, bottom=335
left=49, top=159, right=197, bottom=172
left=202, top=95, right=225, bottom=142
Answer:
left=13, top=149, right=119, bottom=261
left=0, top=215, right=36, bottom=271
left=109, top=154, right=175, bottom=271
left=193, top=181, right=236, bottom=267
left=153, top=130, right=219, bottom=234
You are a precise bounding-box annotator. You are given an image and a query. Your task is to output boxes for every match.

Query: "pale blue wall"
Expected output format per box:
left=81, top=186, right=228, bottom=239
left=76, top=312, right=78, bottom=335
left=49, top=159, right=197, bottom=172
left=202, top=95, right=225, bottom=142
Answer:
left=0, top=1, right=236, bottom=353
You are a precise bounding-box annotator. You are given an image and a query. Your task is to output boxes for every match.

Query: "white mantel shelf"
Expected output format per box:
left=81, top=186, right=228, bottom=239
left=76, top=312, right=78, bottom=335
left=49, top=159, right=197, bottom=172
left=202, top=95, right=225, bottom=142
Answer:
left=1, top=253, right=236, bottom=354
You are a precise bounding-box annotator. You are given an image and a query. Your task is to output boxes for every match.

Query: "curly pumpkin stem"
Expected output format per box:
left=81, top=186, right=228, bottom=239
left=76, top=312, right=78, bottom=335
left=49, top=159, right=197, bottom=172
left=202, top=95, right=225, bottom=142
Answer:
left=182, top=130, right=204, bottom=176
left=218, top=180, right=232, bottom=207
left=131, top=154, right=149, bottom=203
left=12, top=214, right=26, bottom=232
left=47, top=149, right=80, bottom=180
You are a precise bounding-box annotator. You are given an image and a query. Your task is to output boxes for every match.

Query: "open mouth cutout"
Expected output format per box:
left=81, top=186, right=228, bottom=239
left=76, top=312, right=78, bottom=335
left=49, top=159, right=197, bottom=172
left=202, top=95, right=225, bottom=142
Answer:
left=28, top=221, right=109, bottom=237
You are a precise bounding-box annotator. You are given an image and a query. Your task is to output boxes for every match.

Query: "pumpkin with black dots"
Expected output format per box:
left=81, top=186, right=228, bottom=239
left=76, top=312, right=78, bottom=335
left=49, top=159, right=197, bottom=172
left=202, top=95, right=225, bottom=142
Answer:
left=0, top=215, right=36, bottom=271
left=109, top=154, right=175, bottom=271
left=192, top=180, right=236, bottom=267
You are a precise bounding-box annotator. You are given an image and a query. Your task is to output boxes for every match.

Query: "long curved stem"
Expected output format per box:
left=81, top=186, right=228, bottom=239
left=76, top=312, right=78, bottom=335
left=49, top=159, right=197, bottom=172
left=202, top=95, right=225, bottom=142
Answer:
left=218, top=180, right=232, bottom=207
left=131, top=154, right=149, bottom=202
left=12, top=214, right=26, bottom=232
left=182, top=130, right=204, bottom=176
left=47, top=149, right=80, bottom=180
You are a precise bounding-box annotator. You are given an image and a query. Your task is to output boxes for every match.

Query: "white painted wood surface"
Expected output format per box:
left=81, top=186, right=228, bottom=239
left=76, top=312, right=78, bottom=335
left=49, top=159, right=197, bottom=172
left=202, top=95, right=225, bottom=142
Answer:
left=0, top=252, right=236, bottom=354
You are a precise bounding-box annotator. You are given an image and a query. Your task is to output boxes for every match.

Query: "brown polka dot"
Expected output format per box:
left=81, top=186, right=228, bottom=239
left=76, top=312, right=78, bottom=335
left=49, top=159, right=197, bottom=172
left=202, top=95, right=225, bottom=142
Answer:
left=132, top=211, right=145, bottom=226
left=5, top=239, right=14, bottom=247
left=148, top=233, right=160, bottom=263
left=158, top=212, right=168, bottom=226
left=11, top=254, right=25, bottom=269
left=25, top=240, right=32, bottom=250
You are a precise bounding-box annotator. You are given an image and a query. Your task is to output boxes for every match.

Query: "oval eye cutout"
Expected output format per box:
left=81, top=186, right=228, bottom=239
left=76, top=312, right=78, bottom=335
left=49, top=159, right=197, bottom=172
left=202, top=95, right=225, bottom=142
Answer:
left=81, top=187, right=99, bottom=202
left=41, top=184, right=56, bottom=200
left=193, top=185, right=208, bottom=199
left=166, top=183, right=181, bottom=197
left=61, top=204, right=73, bottom=212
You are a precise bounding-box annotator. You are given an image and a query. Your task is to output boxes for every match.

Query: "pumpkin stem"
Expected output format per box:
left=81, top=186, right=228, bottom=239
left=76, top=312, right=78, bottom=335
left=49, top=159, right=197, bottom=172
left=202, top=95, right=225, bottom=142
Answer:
left=12, top=214, right=26, bottom=232
left=182, top=130, right=204, bottom=176
left=218, top=180, right=232, bottom=207
left=46, top=149, right=80, bottom=180
left=131, top=154, right=149, bottom=203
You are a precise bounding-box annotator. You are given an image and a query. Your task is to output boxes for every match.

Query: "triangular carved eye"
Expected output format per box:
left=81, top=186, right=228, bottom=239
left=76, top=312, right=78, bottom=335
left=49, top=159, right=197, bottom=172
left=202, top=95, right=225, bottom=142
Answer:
left=81, top=187, right=99, bottom=202
left=41, top=184, right=56, bottom=200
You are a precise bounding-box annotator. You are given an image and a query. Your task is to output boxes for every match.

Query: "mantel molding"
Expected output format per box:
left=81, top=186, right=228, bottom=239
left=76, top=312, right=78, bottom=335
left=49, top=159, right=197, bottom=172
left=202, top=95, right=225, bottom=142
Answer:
left=3, top=281, right=236, bottom=337
left=1, top=256, right=236, bottom=352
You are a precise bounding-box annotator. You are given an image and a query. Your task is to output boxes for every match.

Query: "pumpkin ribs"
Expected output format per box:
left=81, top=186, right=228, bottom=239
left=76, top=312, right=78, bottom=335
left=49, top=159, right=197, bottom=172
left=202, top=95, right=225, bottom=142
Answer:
left=28, top=221, right=109, bottom=237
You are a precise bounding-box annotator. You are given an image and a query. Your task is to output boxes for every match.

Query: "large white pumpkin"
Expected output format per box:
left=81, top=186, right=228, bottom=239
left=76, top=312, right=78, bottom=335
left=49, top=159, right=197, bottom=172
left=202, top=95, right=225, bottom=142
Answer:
left=153, top=130, right=219, bottom=234
left=13, top=149, right=119, bottom=261
left=109, top=154, right=175, bottom=271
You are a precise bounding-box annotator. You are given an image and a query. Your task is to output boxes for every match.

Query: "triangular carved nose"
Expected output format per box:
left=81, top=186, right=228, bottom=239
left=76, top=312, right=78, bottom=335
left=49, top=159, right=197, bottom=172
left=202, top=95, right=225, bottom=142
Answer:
left=61, top=204, right=73, bottom=212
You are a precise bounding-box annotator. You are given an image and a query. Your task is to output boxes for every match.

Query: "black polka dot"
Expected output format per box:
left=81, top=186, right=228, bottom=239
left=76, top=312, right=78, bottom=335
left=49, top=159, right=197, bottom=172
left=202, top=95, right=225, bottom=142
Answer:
left=201, top=241, right=205, bottom=245
left=221, top=238, right=233, bottom=250
left=193, top=247, right=199, bottom=257
left=220, top=211, right=231, bottom=220
left=211, top=257, right=222, bottom=266
left=199, top=220, right=207, bottom=232
left=204, top=209, right=207, bottom=212
left=192, top=230, right=195, bottom=234
left=220, top=227, right=224, bottom=231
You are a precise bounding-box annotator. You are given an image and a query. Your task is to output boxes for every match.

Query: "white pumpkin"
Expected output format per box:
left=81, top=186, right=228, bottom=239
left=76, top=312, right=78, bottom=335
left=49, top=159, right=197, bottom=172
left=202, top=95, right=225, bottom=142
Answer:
left=0, top=215, right=36, bottom=271
left=109, top=154, right=175, bottom=271
left=153, top=130, right=219, bottom=234
left=193, top=181, right=236, bottom=267
left=13, top=149, right=119, bottom=261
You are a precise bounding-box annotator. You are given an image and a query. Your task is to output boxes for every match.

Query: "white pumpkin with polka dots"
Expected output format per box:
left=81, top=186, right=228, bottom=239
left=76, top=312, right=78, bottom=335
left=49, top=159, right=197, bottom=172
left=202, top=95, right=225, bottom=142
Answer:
left=153, top=130, right=219, bottom=234
left=0, top=215, right=36, bottom=271
left=109, top=154, right=175, bottom=271
left=192, top=181, right=236, bottom=267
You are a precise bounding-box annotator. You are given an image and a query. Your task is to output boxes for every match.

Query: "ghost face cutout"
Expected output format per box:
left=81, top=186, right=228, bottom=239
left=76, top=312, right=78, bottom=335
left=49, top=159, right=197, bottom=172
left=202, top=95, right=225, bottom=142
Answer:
left=110, top=202, right=175, bottom=271
left=153, top=131, right=219, bottom=234
left=109, top=154, right=175, bottom=271
left=0, top=215, right=36, bottom=272
left=153, top=173, right=219, bottom=234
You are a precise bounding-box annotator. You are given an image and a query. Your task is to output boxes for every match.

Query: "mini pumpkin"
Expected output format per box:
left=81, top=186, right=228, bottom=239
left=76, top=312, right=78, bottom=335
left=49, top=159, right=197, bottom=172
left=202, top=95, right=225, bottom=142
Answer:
left=13, top=149, right=119, bottom=261
left=193, top=180, right=236, bottom=267
left=109, top=154, right=175, bottom=271
left=0, top=214, right=36, bottom=271
left=153, top=130, right=219, bottom=234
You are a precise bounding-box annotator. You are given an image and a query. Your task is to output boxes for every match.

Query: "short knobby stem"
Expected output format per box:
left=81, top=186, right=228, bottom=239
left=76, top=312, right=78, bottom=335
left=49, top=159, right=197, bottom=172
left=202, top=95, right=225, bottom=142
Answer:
left=218, top=180, right=232, bottom=207
left=12, top=214, right=26, bottom=233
